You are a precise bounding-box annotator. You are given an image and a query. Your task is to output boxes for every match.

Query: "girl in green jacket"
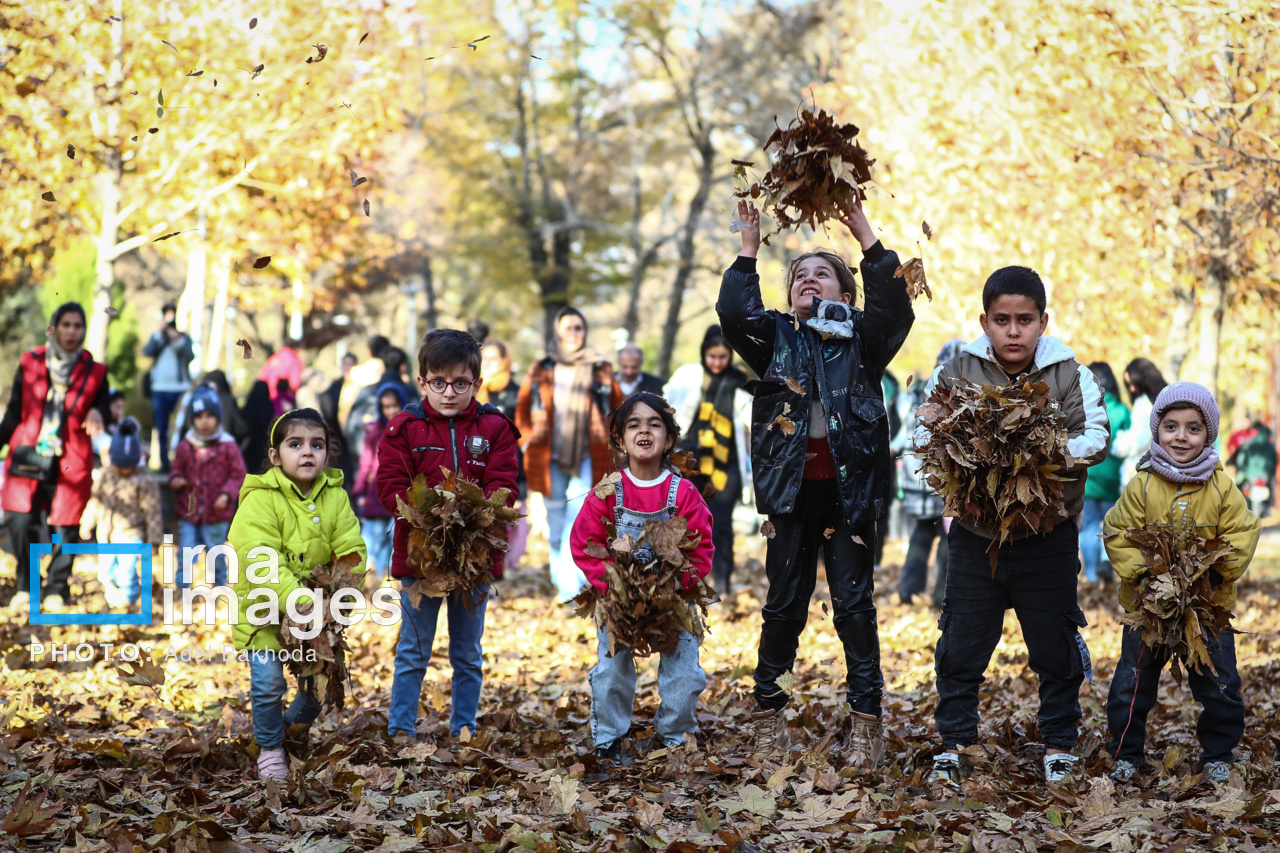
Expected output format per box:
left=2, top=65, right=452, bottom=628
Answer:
left=228, top=408, right=366, bottom=781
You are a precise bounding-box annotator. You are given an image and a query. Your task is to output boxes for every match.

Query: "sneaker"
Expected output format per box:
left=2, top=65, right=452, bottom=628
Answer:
left=747, top=708, right=791, bottom=756
left=844, top=711, right=886, bottom=769
left=1203, top=761, right=1231, bottom=784
left=929, top=751, right=966, bottom=784
left=42, top=593, right=66, bottom=611
left=257, top=747, right=288, bottom=781
left=7, top=591, right=30, bottom=611
left=596, top=739, right=632, bottom=766
left=1110, top=759, right=1138, bottom=782
left=1044, top=752, right=1079, bottom=783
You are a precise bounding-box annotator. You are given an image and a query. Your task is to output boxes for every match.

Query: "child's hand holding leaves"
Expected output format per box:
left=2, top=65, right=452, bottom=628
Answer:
left=837, top=194, right=877, bottom=251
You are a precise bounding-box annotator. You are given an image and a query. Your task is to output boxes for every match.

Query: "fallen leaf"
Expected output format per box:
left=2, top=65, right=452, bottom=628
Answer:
left=823, top=528, right=834, bottom=539
left=851, top=535, right=865, bottom=546
left=253, top=256, right=272, bottom=269
left=0, top=783, right=60, bottom=837
left=784, top=377, right=806, bottom=396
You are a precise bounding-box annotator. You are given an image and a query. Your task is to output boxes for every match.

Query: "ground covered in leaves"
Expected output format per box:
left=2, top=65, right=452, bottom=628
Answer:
left=4, top=531, right=1280, bottom=852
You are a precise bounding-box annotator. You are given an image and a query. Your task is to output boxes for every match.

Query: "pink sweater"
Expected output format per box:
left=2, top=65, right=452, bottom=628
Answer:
left=570, top=470, right=715, bottom=594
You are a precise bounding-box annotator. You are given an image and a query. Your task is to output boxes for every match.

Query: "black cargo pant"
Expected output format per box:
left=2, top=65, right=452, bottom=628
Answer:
left=754, top=478, right=883, bottom=717
left=934, top=522, right=1089, bottom=750
left=9, top=480, right=80, bottom=600
left=1106, top=625, right=1243, bottom=765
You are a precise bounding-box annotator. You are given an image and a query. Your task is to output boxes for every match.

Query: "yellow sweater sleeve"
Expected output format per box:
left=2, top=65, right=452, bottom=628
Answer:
left=1103, top=475, right=1149, bottom=581
left=1214, top=476, right=1260, bottom=583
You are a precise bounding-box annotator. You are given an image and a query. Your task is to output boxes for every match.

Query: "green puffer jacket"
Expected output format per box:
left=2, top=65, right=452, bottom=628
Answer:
left=227, top=466, right=366, bottom=651
left=1085, top=391, right=1131, bottom=503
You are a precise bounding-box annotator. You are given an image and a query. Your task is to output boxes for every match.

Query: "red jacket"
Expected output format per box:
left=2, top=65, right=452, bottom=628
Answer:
left=377, top=399, right=521, bottom=580
left=1, top=348, right=109, bottom=525
left=169, top=431, right=248, bottom=525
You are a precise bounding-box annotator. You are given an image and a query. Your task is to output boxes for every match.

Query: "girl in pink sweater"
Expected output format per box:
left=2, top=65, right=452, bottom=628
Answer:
left=570, top=392, right=714, bottom=763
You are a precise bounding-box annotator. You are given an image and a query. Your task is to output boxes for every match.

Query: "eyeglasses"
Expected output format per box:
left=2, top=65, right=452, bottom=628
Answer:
left=425, top=378, right=474, bottom=394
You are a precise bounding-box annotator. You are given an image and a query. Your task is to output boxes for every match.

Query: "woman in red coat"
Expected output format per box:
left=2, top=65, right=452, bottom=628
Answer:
left=0, top=303, right=110, bottom=610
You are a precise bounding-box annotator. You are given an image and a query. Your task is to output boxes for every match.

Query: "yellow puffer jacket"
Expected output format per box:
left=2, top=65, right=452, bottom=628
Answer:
left=227, top=466, right=366, bottom=651
left=1103, top=461, right=1260, bottom=613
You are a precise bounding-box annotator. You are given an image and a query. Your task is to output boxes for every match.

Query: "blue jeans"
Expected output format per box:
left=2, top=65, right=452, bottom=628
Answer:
left=547, top=456, right=592, bottom=600
left=151, top=390, right=185, bottom=471
left=1079, top=499, right=1115, bottom=583
left=249, top=650, right=323, bottom=750
left=97, top=542, right=142, bottom=604
left=387, top=584, right=489, bottom=737
left=590, top=626, right=706, bottom=747
left=177, top=520, right=232, bottom=587
left=361, top=517, right=394, bottom=581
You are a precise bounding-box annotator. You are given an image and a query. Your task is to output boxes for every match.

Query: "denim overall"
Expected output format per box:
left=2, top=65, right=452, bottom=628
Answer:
left=588, top=472, right=707, bottom=748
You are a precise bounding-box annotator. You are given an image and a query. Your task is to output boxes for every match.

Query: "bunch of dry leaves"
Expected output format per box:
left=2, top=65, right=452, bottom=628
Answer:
left=572, top=496, right=713, bottom=657
left=914, top=378, right=1074, bottom=570
left=1113, top=525, right=1240, bottom=684
left=395, top=469, right=521, bottom=609
left=273, top=552, right=366, bottom=709
left=734, top=108, right=874, bottom=244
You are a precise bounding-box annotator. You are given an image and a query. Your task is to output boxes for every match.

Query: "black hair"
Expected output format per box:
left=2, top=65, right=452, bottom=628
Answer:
left=418, top=328, right=482, bottom=379
left=381, top=346, right=408, bottom=375
left=467, top=320, right=490, bottom=343
left=785, top=250, right=858, bottom=307
left=367, top=334, right=391, bottom=359
left=982, top=266, right=1047, bottom=313
left=1123, top=357, right=1167, bottom=404
left=1088, top=361, right=1121, bottom=401
left=608, top=392, right=682, bottom=469
left=50, top=301, right=86, bottom=328
left=553, top=306, right=588, bottom=336
left=700, top=324, right=732, bottom=361
left=108, top=388, right=126, bottom=404
left=265, top=407, right=340, bottom=473
left=482, top=338, right=509, bottom=359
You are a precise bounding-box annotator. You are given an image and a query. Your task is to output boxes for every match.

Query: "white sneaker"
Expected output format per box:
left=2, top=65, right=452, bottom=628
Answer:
left=1110, top=759, right=1138, bottom=782
left=7, top=591, right=30, bottom=611
left=929, top=751, right=965, bottom=784
left=1203, top=761, right=1231, bottom=784
left=257, top=747, right=288, bottom=781
left=1044, top=752, right=1079, bottom=783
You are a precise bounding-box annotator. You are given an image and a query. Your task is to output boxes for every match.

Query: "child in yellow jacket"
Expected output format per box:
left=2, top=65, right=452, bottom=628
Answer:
left=1103, top=382, right=1259, bottom=784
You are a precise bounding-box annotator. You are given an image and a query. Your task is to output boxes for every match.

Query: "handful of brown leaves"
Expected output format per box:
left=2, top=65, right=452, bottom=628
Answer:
left=573, top=512, right=714, bottom=658
left=1113, top=525, right=1239, bottom=684
left=395, top=468, right=521, bottom=610
left=914, top=378, right=1074, bottom=571
left=734, top=108, right=874, bottom=244
left=277, top=552, right=365, bottom=708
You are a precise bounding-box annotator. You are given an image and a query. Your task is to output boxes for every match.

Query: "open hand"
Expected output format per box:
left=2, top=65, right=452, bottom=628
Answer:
left=83, top=408, right=104, bottom=437
left=170, top=476, right=189, bottom=491
left=735, top=200, right=761, bottom=258
left=214, top=493, right=230, bottom=511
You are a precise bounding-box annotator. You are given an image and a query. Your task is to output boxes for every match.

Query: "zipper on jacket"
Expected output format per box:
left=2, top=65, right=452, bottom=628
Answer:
left=449, top=419, right=459, bottom=470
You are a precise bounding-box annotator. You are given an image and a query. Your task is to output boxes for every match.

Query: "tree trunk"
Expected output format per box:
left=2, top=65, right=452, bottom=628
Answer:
left=204, top=252, right=231, bottom=374
left=539, top=228, right=573, bottom=345
left=656, top=137, right=714, bottom=377
left=87, top=3, right=125, bottom=360
left=1197, top=262, right=1227, bottom=400
left=1164, top=282, right=1196, bottom=381
left=422, top=254, right=438, bottom=333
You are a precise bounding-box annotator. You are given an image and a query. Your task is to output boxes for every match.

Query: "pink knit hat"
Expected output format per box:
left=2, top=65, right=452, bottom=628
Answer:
left=1150, top=381, right=1220, bottom=445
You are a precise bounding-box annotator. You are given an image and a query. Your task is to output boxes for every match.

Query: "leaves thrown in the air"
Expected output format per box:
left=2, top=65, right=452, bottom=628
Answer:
left=894, top=257, right=932, bottom=301
left=252, top=255, right=272, bottom=269
left=923, top=220, right=933, bottom=240
left=914, top=378, right=1074, bottom=573
left=249, top=17, right=258, bottom=29
left=250, top=64, right=265, bottom=79
left=305, top=44, right=328, bottom=64
left=104, top=306, right=119, bottom=317
left=153, top=231, right=183, bottom=242
left=66, top=144, right=74, bottom=159
left=235, top=339, right=252, bottom=359
left=147, top=127, right=158, bottom=134
left=41, top=191, right=55, bottom=202
left=349, top=169, right=367, bottom=188
left=161, top=40, right=179, bottom=55
left=1116, top=525, right=1240, bottom=685
left=186, top=69, right=203, bottom=76
left=784, top=377, right=806, bottom=396
left=359, top=32, right=369, bottom=45
left=572, top=515, right=714, bottom=658
left=363, top=198, right=370, bottom=216
left=823, top=527, right=834, bottom=539
left=733, top=108, right=874, bottom=237
left=760, top=520, right=776, bottom=539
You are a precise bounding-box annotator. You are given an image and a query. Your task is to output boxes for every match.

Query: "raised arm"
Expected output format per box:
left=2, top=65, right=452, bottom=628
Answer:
left=840, top=199, right=913, bottom=372
left=716, top=201, right=777, bottom=377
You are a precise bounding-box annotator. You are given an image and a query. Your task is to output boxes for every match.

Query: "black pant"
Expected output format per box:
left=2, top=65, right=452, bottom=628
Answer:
left=898, top=516, right=949, bottom=606
left=1106, top=625, right=1243, bottom=764
left=934, top=522, right=1088, bottom=750
left=706, top=465, right=741, bottom=595
left=754, top=478, right=882, bottom=716
left=9, top=480, right=80, bottom=599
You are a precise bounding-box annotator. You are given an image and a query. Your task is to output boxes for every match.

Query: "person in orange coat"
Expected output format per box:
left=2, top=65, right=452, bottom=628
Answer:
left=515, top=307, right=622, bottom=600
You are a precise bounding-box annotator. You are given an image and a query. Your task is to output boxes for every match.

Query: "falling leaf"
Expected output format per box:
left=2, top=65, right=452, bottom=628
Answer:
left=186, top=69, right=203, bottom=76
left=906, top=374, right=915, bottom=387
left=251, top=64, right=265, bottom=78
left=923, top=220, right=933, bottom=240
left=894, top=257, right=932, bottom=301
left=108, top=15, right=121, bottom=21
left=467, top=35, right=491, bottom=50
left=148, top=127, right=158, bottom=133
left=359, top=32, right=369, bottom=45
left=235, top=339, right=253, bottom=359
left=593, top=472, right=622, bottom=500
left=305, top=44, right=329, bottom=64
left=530, top=54, right=543, bottom=59
left=249, top=17, right=258, bottom=28
left=104, top=306, right=119, bottom=317
left=363, top=198, right=370, bottom=216
left=823, top=528, right=834, bottom=539
left=161, top=39, right=179, bottom=54
left=349, top=169, right=367, bottom=188
left=115, top=656, right=166, bottom=689
left=851, top=535, right=865, bottom=546
left=784, top=377, right=806, bottom=396
left=158, top=89, right=164, bottom=106
left=66, top=143, right=75, bottom=159
left=424, top=56, right=436, bottom=61
left=157, top=107, right=164, bottom=119
left=760, top=520, right=776, bottom=539
left=769, top=415, right=796, bottom=436
left=153, top=231, right=184, bottom=242
left=253, top=256, right=272, bottom=269
left=41, top=191, right=55, bottom=202
left=731, top=159, right=755, bottom=167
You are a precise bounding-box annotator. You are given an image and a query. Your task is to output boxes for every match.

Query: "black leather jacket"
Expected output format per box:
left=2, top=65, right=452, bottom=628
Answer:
left=716, top=243, right=914, bottom=526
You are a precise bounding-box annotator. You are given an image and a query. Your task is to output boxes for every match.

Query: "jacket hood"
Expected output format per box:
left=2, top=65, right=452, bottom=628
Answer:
left=241, top=465, right=345, bottom=500
left=963, top=334, right=1077, bottom=372
left=375, top=381, right=408, bottom=423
